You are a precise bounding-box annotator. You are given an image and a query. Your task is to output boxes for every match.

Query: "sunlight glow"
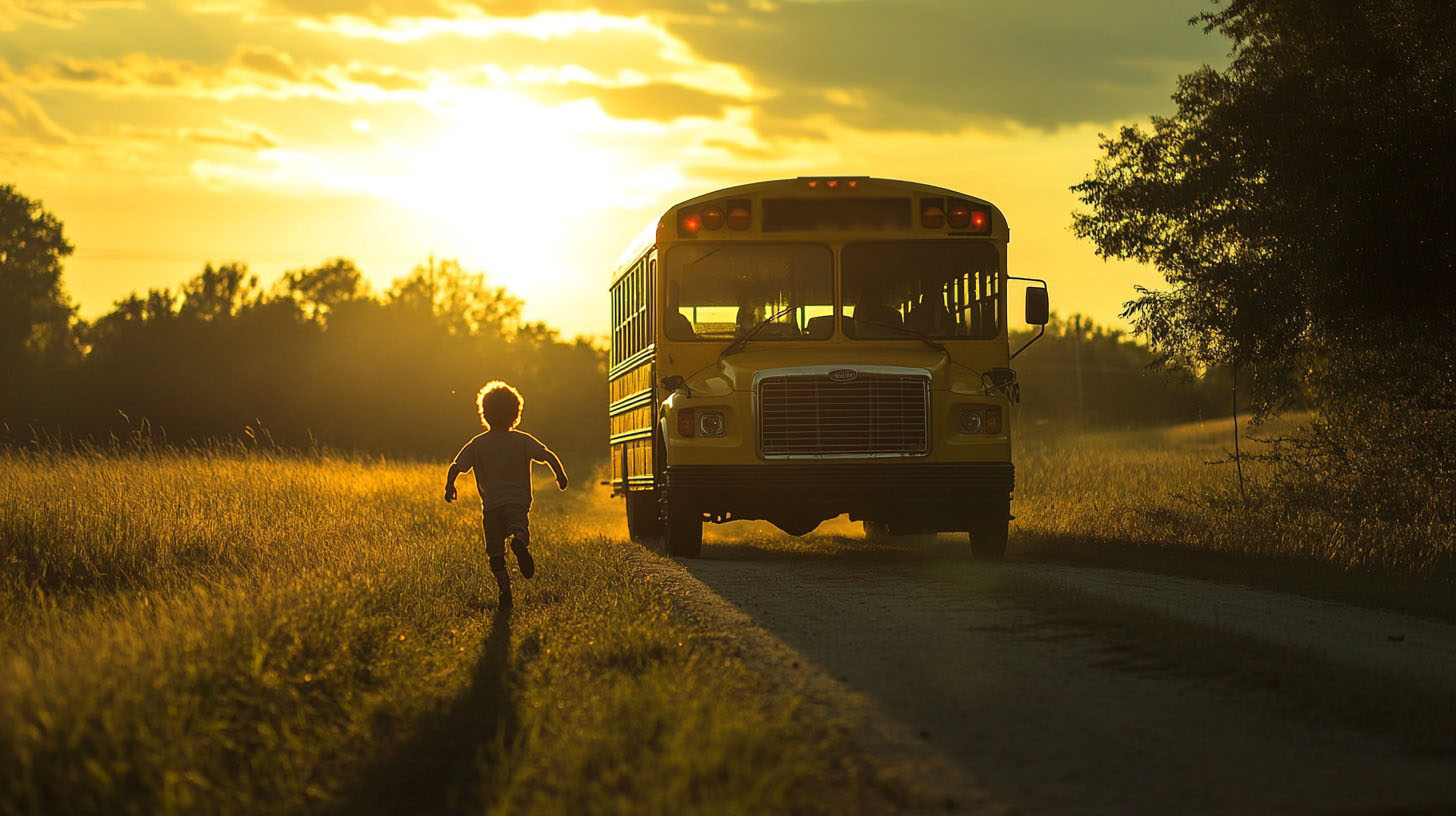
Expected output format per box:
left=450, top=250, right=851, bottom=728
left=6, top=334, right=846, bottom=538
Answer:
left=298, top=9, right=666, bottom=44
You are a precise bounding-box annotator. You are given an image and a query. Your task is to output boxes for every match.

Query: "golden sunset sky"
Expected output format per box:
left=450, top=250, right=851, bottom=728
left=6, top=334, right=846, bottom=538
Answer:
left=1, top=0, right=1226, bottom=338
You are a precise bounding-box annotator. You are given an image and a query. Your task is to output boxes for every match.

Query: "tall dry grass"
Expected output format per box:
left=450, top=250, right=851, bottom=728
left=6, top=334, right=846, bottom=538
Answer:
left=0, top=450, right=857, bottom=816
left=1013, top=415, right=1456, bottom=583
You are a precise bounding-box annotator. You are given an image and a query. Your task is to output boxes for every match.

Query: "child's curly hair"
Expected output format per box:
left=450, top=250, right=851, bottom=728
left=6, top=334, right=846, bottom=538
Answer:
left=477, top=380, right=522, bottom=430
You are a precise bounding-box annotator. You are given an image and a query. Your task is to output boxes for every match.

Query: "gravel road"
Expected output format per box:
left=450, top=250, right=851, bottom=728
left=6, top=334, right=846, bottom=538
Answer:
left=670, top=529, right=1456, bottom=815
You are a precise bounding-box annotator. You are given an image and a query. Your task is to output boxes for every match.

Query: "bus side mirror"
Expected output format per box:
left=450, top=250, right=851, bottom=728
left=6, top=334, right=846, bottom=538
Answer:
left=1025, top=286, right=1049, bottom=325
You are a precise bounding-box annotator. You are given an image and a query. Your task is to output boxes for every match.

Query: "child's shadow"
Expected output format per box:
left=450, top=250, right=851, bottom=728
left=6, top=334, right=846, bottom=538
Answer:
left=329, top=609, right=516, bottom=816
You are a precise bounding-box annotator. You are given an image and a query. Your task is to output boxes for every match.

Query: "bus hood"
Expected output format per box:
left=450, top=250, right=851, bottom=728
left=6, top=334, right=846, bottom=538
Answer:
left=682, top=346, right=992, bottom=396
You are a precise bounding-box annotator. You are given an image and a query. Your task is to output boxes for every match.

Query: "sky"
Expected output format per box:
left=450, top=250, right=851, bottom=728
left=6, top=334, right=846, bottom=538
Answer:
left=0, top=0, right=1229, bottom=339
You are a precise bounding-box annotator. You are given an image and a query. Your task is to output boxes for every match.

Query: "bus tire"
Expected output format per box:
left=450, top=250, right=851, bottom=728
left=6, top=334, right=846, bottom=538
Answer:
left=661, top=495, right=703, bottom=558
left=969, top=500, right=1010, bottom=562
left=625, top=489, right=663, bottom=542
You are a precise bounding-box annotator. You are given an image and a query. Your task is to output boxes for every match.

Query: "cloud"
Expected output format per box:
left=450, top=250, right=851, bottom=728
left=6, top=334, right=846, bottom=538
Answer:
left=233, top=44, right=304, bottom=81
left=16, top=47, right=444, bottom=101
left=341, top=64, right=430, bottom=92
left=534, top=80, right=738, bottom=122
left=184, top=120, right=283, bottom=149
left=159, top=0, right=1225, bottom=133
left=0, top=63, right=73, bottom=144
left=660, top=0, right=1226, bottom=131
left=0, top=0, right=141, bottom=30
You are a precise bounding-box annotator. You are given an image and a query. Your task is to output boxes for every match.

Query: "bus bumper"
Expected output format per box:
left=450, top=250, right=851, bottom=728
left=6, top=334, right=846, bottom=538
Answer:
left=664, top=462, right=1014, bottom=533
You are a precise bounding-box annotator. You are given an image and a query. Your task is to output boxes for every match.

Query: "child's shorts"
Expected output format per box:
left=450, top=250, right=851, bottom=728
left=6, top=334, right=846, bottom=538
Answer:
left=482, top=503, right=530, bottom=572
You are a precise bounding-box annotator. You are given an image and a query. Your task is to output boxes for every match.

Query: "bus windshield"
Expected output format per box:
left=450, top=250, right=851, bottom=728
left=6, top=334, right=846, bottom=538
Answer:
left=842, top=241, right=1001, bottom=340
left=665, top=244, right=834, bottom=341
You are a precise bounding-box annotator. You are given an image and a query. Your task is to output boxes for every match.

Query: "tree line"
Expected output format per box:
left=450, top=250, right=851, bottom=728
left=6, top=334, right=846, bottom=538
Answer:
left=0, top=177, right=1260, bottom=465
left=1010, top=315, right=1233, bottom=431
left=0, top=185, right=606, bottom=463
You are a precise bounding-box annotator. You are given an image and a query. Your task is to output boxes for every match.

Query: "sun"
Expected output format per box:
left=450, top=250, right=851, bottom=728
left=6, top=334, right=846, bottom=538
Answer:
left=384, top=88, right=648, bottom=293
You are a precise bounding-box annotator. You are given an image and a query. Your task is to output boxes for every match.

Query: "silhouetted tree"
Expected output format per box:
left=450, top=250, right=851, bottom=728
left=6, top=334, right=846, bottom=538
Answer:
left=1072, top=0, right=1456, bottom=414
left=1073, top=0, right=1456, bottom=530
left=180, top=263, right=258, bottom=321
left=388, top=257, right=522, bottom=339
left=0, top=185, right=75, bottom=386
left=280, top=258, right=368, bottom=322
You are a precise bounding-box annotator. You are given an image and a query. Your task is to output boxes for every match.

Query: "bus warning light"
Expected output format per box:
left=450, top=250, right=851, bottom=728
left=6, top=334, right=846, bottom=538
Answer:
left=681, top=213, right=702, bottom=235
left=826, top=179, right=839, bottom=188
left=702, top=206, right=725, bottom=230
left=948, top=205, right=971, bottom=229
left=970, top=210, right=988, bottom=231
left=922, top=206, right=946, bottom=229
left=727, top=206, right=751, bottom=230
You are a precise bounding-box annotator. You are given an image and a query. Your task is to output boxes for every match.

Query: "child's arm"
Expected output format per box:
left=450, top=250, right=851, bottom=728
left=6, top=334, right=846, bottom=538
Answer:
left=444, top=463, right=465, bottom=503
left=542, top=449, right=569, bottom=490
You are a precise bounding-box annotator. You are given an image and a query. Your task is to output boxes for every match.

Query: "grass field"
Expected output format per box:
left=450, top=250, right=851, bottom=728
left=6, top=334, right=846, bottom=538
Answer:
left=5, top=419, right=1452, bottom=814
left=1012, top=416, right=1456, bottom=616
left=0, top=450, right=882, bottom=816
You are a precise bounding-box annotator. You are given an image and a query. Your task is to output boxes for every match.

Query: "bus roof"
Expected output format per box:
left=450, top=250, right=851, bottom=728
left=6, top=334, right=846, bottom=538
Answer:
left=610, top=176, right=1006, bottom=281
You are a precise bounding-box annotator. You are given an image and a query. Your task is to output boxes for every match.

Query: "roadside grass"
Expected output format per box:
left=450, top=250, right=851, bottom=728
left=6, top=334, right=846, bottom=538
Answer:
left=0, top=450, right=867, bottom=816
left=1011, top=416, right=1456, bottom=619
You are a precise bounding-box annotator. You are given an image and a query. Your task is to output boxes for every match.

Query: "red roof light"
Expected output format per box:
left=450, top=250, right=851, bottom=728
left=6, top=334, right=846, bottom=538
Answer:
left=681, top=213, right=702, bottom=234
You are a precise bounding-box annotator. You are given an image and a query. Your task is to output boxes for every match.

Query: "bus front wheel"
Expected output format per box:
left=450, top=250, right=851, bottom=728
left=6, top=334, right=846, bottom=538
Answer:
left=661, top=495, right=703, bottom=558
left=625, top=489, right=663, bottom=542
left=969, top=500, right=1010, bottom=561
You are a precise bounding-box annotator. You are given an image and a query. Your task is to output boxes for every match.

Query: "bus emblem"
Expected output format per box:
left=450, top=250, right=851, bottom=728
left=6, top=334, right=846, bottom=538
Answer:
left=828, top=368, right=858, bottom=382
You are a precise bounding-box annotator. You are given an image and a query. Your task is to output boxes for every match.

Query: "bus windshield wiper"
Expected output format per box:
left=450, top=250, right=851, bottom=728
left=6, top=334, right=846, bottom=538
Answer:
left=849, top=317, right=989, bottom=386
left=849, top=317, right=949, bottom=356
left=719, top=302, right=800, bottom=359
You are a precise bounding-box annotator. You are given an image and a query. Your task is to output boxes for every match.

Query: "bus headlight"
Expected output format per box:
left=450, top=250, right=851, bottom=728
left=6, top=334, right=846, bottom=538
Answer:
left=698, top=410, right=725, bottom=437
left=958, top=406, right=1003, bottom=434
left=958, top=408, right=984, bottom=434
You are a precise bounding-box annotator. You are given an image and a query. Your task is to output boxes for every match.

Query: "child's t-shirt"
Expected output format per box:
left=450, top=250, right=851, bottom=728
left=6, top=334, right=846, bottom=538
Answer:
left=453, top=429, right=551, bottom=511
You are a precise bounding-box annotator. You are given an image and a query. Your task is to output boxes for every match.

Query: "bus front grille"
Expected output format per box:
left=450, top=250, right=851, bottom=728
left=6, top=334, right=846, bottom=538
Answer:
left=758, top=373, right=930, bottom=458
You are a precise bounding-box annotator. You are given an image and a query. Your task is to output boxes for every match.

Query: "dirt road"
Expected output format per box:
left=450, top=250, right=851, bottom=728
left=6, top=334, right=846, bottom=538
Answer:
left=665, top=528, right=1456, bottom=815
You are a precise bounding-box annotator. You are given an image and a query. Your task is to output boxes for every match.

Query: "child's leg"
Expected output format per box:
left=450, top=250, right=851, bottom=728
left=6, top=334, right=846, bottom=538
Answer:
left=503, top=504, right=534, bottom=579
left=482, top=509, right=512, bottom=606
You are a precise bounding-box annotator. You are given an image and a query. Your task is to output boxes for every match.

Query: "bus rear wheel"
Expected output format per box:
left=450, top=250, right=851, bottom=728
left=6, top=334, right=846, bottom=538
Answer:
left=968, top=499, right=1010, bottom=561
left=625, top=489, right=662, bottom=543
left=661, top=494, right=702, bottom=558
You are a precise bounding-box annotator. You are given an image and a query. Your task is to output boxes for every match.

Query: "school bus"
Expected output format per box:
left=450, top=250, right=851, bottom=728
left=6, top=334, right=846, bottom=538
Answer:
left=608, top=177, right=1048, bottom=559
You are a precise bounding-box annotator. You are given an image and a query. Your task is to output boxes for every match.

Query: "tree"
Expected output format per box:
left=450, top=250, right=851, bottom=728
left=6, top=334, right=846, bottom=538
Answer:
left=280, top=258, right=368, bottom=322
left=387, top=257, right=522, bottom=339
left=1072, top=0, right=1456, bottom=414
left=180, top=262, right=257, bottom=321
left=0, top=184, right=74, bottom=379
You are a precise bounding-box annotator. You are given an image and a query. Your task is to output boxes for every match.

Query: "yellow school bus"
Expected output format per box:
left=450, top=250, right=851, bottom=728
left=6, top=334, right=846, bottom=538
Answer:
left=608, top=177, right=1048, bottom=559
